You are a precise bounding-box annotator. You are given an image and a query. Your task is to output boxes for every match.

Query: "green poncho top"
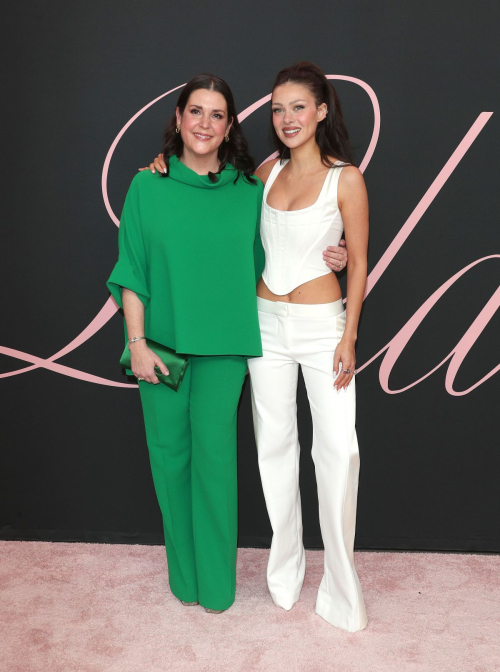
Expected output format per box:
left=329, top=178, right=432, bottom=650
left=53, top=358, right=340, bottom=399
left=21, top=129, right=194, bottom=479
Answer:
left=107, top=155, right=265, bottom=358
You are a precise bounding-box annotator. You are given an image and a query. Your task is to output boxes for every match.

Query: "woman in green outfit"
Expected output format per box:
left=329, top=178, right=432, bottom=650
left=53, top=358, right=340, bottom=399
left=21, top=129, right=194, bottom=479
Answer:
left=107, top=74, right=265, bottom=613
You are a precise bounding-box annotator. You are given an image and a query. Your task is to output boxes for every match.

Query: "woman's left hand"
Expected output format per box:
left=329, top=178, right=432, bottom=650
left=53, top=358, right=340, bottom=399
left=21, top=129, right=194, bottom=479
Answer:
left=333, top=337, right=356, bottom=390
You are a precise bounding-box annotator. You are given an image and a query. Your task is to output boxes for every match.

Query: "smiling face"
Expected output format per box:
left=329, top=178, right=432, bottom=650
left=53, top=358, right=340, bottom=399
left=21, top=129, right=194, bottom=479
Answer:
left=271, top=82, right=327, bottom=149
left=176, top=88, right=233, bottom=159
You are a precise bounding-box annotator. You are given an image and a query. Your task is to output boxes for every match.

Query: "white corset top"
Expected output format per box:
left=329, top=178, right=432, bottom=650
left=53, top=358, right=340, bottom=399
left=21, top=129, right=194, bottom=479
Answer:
left=260, top=159, right=347, bottom=295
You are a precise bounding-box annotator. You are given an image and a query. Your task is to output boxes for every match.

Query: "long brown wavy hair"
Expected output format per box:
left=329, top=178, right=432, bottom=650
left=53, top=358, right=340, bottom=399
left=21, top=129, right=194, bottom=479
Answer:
left=271, top=62, right=355, bottom=168
left=161, top=73, right=256, bottom=183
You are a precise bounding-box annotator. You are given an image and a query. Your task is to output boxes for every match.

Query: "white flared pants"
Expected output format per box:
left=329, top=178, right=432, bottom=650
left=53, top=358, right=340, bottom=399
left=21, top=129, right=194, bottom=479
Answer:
left=248, top=297, right=367, bottom=632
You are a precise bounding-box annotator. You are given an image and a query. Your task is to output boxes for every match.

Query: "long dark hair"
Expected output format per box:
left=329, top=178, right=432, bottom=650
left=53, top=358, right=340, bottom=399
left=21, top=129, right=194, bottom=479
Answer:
left=271, top=62, right=355, bottom=168
left=161, top=73, right=256, bottom=183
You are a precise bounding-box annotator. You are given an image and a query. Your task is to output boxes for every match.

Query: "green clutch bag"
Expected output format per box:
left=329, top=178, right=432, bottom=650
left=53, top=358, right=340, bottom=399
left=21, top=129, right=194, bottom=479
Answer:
left=120, top=338, right=189, bottom=392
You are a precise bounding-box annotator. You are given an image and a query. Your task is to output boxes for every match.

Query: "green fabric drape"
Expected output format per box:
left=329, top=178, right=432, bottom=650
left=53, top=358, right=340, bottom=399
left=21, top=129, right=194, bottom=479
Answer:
left=107, top=156, right=264, bottom=358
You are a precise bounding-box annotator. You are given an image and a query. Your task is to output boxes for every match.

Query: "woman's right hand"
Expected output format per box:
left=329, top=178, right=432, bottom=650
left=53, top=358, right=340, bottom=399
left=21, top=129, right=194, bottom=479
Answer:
left=138, top=154, right=166, bottom=174
left=130, top=341, right=169, bottom=384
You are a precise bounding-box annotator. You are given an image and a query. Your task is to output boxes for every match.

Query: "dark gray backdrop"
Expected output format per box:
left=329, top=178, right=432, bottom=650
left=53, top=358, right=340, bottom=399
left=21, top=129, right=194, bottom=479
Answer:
left=1, top=0, right=499, bottom=551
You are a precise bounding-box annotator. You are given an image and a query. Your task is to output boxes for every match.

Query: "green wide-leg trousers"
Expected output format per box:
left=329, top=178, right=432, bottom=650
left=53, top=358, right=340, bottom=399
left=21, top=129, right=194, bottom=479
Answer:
left=138, top=355, right=247, bottom=611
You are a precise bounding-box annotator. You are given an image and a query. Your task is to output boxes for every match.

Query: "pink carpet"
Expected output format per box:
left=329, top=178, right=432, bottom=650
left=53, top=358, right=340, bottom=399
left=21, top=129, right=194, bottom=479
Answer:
left=0, top=542, right=498, bottom=672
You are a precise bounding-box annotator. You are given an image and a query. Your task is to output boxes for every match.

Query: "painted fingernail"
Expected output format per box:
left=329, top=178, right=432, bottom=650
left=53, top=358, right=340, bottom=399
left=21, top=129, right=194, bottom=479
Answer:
left=163, top=168, right=167, bottom=173
left=152, top=169, right=156, bottom=173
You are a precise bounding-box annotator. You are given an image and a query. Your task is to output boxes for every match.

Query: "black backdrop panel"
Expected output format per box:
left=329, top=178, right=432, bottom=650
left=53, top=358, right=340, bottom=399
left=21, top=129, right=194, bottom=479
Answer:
left=1, top=1, right=499, bottom=551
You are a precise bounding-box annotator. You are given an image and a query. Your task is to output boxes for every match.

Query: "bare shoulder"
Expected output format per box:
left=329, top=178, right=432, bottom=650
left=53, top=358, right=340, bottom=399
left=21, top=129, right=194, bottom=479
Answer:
left=254, top=158, right=280, bottom=186
left=337, top=166, right=367, bottom=209
left=338, top=165, right=366, bottom=193
left=338, top=164, right=364, bottom=185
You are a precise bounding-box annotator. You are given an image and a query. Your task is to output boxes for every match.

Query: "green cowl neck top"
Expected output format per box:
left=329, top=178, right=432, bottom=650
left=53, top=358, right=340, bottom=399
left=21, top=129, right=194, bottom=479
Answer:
left=107, top=155, right=265, bottom=357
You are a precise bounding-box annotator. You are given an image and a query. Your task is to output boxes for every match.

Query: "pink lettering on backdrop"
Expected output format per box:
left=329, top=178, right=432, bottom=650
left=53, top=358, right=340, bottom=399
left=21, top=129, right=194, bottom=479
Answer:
left=357, top=255, right=499, bottom=395
left=0, top=297, right=131, bottom=386
left=0, top=78, right=496, bottom=395
left=364, top=112, right=493, bottom=298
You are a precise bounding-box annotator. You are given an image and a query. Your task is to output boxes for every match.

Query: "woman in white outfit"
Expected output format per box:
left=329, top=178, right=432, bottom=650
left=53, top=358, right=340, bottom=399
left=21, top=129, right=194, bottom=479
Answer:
left=248, top=62, right=369, bottom=632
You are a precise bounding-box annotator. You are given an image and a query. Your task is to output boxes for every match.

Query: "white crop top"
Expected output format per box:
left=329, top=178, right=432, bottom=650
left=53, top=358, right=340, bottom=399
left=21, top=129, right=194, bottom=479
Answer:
left=261, top=159, right=347, bottom=295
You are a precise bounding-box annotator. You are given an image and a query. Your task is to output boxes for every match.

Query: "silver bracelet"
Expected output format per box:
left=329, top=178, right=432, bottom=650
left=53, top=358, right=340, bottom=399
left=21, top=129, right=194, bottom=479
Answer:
left=128, top=336, right=146, bottom=344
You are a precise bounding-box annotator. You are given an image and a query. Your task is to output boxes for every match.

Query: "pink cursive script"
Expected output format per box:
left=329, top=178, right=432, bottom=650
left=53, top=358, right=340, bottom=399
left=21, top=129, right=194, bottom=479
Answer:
left=0, top=78, right=496, bottom=395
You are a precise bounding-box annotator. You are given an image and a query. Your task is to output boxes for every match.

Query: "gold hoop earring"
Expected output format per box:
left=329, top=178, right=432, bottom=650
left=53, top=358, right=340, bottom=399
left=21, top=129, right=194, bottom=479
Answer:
left=224, top=133, right=229, bottom=142
left=175, top=125, right=181, bottom=134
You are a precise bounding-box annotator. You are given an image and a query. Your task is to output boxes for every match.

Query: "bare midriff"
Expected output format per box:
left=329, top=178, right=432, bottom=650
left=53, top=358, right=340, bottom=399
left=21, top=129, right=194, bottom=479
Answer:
left=256, top=272, right=342, bottom=304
